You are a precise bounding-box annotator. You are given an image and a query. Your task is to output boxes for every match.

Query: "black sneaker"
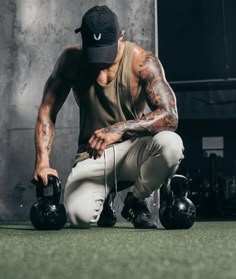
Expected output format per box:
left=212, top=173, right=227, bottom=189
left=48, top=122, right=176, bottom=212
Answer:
left=97, top=189, right=117, bottom=227
left=121, top=192, right=157, bottom=229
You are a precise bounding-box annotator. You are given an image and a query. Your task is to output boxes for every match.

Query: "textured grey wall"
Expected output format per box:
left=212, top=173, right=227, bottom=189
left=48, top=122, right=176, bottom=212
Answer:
left=0, top=0, right=155, bottom=220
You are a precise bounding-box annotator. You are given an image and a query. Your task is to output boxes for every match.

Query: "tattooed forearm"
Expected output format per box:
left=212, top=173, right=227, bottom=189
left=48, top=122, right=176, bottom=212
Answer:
left=102, top=122, right=127, bottom=134
left=41, top=121, right=54, bottom=152
left=35, top=116, right=55, bottom=164
left=101, top=110, right=177, bottom=137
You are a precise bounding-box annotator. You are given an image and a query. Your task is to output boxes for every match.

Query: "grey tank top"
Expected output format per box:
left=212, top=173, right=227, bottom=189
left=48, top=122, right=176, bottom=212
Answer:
left=77, top=41, right=142, bottom=150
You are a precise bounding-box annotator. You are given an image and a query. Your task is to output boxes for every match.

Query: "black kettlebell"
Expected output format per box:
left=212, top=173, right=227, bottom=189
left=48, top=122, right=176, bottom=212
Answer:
left=30, top=175, right=67, bottom=230
left=159, top=175, right=196, bottom=229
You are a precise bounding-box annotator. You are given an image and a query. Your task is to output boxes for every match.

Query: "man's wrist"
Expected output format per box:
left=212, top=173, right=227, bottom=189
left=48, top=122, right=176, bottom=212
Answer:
left=103, top=123, right=126, bottom=134
left=36, top=155, right=50, bottom=168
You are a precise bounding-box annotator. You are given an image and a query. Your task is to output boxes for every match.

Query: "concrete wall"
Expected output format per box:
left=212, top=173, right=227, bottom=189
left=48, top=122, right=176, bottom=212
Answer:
left=0, top=0, right=155, bottom=220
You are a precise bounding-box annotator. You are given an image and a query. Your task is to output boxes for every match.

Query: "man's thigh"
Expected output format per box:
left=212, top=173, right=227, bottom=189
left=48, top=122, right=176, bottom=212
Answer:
left=117, top=136, right=151, bottom=182
left=64, top=158, right=108, bottom=227
left=118, top=132, right=184, bottom=182
left=64, top=138, right=136, bottom=227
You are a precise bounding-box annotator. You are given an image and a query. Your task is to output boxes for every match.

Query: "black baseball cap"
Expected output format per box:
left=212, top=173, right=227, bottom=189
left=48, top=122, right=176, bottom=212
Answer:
left=75, top=5, right=120, bottom=64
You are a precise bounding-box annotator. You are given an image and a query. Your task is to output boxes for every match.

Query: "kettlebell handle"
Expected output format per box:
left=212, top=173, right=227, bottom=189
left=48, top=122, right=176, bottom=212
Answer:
left=32, top=175, right=62, bottom=205
left=170, top=174, right=188, bottom=196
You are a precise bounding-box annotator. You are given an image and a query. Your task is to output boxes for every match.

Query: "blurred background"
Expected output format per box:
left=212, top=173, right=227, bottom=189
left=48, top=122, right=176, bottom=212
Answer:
left=0, top=0, right=235, bottom=221
left=158, top=0, right=236, bottom=218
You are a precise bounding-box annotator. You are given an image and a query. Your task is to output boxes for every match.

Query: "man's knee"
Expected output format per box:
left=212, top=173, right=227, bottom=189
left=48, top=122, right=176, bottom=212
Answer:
left=65, top=202, right=91, bottom=229
left=64, top=191, right=103, bottom=229
left=151, top=131, right=184, bottom=166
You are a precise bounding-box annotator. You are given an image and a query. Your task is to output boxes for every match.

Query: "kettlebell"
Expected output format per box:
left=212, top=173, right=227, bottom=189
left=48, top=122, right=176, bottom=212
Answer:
left=159, top=175, right=196, bottom=229
left=30, top=175, right=67, bottom=230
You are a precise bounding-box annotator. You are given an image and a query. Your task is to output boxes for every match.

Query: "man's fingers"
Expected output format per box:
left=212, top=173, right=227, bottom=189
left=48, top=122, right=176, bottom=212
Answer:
left=88, top=146, right=95, bottom=158
left=42, top=176, right=48, bottom=186
left=93, top=139, right=104, bottom=159
left=89, top=140, right=106, bottom=159
left=87, top=128, right=123, bottom=159
left=88, top=135, right=95, bottom=145
left=88, top=147, right=96, bottom=159
left=98, top=142, right=108, bottom=158
left=88, top=133, right=107, bottom=159
left=89, top=137, right=98, bottom=149
left=35, top=170, right=59, bottom=186
left=33, top=174, right=38, bottom=181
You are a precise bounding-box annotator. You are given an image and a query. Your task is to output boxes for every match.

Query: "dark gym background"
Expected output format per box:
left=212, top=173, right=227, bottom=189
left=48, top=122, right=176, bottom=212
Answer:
left=159, top=0, right=236, bottom=218
left=1, top=0, right=236, bottom=220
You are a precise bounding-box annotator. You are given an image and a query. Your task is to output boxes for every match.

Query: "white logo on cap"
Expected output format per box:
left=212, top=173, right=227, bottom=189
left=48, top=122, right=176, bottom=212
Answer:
left=93, top=33, right=101, bottom=40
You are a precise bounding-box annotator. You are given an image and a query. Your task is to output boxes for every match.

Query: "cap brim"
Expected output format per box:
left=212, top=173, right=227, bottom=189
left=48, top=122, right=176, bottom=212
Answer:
left=85, top=41, right=118, bottom=64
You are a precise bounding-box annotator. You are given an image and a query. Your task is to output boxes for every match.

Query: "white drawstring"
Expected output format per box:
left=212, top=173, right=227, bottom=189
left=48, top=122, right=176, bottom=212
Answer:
left=113, top=145, right=118, bottom=196
left=104, top=149, right=108, bottom=198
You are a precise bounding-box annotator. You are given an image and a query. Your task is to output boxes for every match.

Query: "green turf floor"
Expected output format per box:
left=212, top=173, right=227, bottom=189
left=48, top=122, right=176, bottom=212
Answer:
left=0, top=221, right=236, bottom=279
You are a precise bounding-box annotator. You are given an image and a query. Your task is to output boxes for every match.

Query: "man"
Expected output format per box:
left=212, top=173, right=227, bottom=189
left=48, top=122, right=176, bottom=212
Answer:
left=33, top=5, right=184, bottom=229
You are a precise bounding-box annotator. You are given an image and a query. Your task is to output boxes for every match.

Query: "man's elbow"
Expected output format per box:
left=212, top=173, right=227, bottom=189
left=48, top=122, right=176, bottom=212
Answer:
left=148, top=111, right=178, bottom=134
left=37, top=105, right=56, bottom=125
left=167, top=111, right=178, bottom=132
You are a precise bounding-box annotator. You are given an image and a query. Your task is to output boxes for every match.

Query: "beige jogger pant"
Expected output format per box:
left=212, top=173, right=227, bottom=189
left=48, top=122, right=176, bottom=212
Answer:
left=64, top=131, right=184, bottom=228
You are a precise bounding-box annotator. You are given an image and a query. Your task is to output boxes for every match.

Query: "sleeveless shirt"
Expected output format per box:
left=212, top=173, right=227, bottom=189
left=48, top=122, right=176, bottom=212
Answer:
left=74, top=41, right=144, bottom=153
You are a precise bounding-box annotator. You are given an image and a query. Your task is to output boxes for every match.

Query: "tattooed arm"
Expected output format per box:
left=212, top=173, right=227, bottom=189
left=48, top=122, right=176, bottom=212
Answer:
left=34, top=48, right=79, bottom=184
left=123, top=51, right=178, bottom=135
left=88, top=47, right=178, bottom=159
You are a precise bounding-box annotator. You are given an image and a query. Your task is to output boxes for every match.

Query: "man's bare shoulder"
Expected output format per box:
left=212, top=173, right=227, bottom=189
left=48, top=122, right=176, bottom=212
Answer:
left=132, top=43, right=161, bottom=79
left=61, top=45, right=82, bottom=60
left=132, top=44, right=147, bottom=61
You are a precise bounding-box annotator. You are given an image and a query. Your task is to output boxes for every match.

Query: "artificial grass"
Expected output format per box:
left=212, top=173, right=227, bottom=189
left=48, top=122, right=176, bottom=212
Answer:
left=0, top=222, right=236, bottom=279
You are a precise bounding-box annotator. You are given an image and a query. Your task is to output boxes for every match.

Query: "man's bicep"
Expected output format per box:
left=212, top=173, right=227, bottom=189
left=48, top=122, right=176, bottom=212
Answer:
left=40, top=75, right=71, bottom=121
left=145, top=79, right=177, bottom=113
left=139, top=54, right=177, bottom=113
